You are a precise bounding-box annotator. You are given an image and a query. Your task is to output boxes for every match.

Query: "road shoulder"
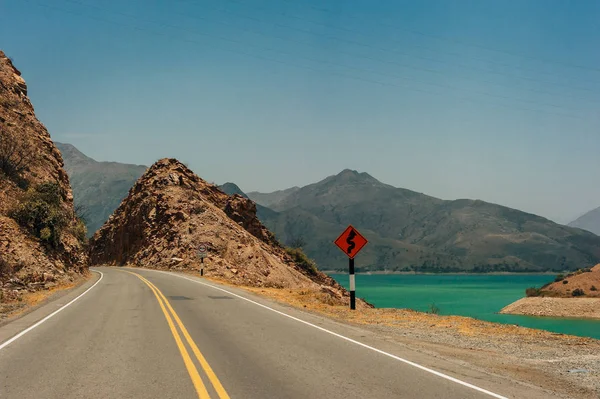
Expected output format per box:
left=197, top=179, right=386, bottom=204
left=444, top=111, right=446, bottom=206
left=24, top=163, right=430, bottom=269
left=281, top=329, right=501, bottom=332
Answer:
left=0, top=270, right=100, bottom=345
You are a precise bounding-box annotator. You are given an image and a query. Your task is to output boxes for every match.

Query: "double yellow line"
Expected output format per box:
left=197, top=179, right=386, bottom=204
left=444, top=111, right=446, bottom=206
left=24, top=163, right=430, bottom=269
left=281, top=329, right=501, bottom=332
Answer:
left=124, top=271, right=230, bottom=399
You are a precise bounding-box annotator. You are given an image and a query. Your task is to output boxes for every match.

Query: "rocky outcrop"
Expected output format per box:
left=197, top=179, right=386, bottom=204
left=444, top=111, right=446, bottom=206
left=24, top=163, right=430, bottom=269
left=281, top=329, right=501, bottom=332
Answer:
left=540, top=264, right=600, bottom=298
left=89, top=158, right=363, bottom=306
left=223, top=194, right=277, bottom=246
left=0, top=51, right=88, bottom=310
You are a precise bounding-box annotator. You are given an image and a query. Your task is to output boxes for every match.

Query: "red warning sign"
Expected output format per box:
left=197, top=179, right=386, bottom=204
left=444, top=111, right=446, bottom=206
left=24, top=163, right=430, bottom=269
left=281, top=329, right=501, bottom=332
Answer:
left=334, top=225, right=368, bottom=259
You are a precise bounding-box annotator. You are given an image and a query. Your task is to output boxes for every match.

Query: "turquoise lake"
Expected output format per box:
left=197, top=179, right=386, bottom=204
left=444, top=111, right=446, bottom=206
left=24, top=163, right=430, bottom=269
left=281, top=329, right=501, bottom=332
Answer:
left=329, top=273, right=600, bottom=340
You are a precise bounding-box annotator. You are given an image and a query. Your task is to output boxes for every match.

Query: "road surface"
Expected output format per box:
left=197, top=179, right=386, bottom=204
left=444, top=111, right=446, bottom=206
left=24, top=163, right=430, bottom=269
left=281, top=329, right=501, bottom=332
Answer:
left=0, top=267, right=556, bottom=398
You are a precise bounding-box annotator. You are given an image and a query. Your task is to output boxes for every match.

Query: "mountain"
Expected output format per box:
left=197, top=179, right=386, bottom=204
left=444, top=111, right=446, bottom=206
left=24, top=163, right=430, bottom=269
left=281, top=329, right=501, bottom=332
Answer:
left=219, top=182, right=248, bottom=198
left=247, top=186, right=300, bottom=208
left=0, top=51, right=87, bottom=310
left=89, top=159, right=359, bottom=306
left=252, top=169, right=600, bottom=272
left=568, top=206, right=600, bottom=236
left=55, top=142, right=147, bottom=236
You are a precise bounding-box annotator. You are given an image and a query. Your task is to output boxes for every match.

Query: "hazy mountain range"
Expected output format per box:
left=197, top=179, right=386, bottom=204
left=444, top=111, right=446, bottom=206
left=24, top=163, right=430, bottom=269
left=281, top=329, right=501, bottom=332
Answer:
left=568, top=207, right=600, bottom=236
left=243, top=170, right=600, bottom=272
left=57, top=143, right=600, bottom=272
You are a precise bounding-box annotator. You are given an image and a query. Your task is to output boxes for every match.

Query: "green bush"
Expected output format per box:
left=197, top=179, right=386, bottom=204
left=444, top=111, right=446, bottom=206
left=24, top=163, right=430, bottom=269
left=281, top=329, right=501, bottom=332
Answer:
left=285, top=247, right=318, bottom=275
left=525, top=287, right=541, bottom=297
left=590, top=285, right=597, bottom=291
left=72, top=218, right=87, bottom=244
left=562, top=280, right=568, bottom=284
left=572, top=288, right=585, bottom=297
left=10, top=182, right=69, bottom=249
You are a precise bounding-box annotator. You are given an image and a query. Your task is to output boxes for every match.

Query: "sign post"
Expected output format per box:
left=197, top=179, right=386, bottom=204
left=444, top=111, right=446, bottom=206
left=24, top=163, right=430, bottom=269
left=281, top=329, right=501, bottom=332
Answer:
left=197, top=243, right=208, bottom=276
left=334, top=225, right=368, bottom=310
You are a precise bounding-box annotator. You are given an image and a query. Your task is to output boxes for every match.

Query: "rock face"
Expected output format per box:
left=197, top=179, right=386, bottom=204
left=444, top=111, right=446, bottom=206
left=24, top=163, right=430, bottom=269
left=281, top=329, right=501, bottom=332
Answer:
left=89, top=159, right=358, bottom=305
left=0, top=51, right=88, bottom=307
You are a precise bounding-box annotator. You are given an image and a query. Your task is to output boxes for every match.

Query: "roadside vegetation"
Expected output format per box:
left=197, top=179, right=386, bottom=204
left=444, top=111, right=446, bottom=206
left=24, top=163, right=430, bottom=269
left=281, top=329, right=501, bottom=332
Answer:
left=285, top=235, right=318, bottom=275
left=427, top=303, right=441, bottom=314
left=10, top=182, right=87, bottom=248
left=0, top=130, right=32, bottom=188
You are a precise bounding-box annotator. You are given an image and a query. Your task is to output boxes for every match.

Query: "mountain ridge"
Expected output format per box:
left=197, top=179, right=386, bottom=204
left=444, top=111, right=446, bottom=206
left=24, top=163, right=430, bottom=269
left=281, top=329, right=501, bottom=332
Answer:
left=250, top=170, right=600, bottom=272
left=568, top=206, right=600, bottom=236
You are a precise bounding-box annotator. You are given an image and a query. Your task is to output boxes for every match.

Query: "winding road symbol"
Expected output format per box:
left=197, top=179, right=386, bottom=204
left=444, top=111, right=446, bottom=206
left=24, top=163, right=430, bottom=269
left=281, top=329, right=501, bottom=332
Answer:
left=346, top=229, right=357, bottom=255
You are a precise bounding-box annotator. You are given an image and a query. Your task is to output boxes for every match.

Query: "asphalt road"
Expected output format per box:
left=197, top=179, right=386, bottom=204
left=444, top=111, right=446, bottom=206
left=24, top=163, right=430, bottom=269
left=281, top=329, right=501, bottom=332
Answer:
left=0, top=267, right=556, bottom=399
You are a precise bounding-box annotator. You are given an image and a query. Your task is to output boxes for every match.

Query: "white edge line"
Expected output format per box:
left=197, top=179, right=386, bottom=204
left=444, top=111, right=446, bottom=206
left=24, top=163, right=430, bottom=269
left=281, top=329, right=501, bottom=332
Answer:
left=0, top=270, right=104, bottom=351
left=146, top=269, right=508, bottom=399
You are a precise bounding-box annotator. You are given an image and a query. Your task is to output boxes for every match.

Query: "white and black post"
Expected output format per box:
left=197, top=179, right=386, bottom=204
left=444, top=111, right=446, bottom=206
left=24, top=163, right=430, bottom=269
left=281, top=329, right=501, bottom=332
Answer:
left=349, top=257, right=356, bottom=310
left=200, top=257, right=204, bottom=276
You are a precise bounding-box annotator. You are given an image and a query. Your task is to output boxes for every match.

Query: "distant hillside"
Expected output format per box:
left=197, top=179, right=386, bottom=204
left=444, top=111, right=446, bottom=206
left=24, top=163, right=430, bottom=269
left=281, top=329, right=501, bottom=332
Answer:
left=569, top=206, right=600, bottom=236
left=538, top=264, right=600, bottom=298
left=55, top=142, right=147, bottom=236
left=219, top=182, right=249, bottom=198
left=252, top=170, right=600, bottom=272
left=247, top=186, right=300, bottom=208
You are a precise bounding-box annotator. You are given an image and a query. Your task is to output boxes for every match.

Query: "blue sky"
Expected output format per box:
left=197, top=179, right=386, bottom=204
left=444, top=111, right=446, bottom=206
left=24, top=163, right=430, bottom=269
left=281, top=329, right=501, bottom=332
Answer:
left=1, top=0, right=599, bottom=223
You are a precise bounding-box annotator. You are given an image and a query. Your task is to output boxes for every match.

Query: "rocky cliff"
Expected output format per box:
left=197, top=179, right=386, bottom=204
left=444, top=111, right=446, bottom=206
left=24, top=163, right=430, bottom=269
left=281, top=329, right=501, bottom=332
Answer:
left=89, top=159, right=359, bottom=306
left=0, top=51, right=87, bottom=309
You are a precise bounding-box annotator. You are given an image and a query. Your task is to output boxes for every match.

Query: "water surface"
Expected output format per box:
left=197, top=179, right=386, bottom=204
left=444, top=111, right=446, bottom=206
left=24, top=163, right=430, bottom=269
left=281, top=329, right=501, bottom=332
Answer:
left=329, top=273, right=600, bottom=340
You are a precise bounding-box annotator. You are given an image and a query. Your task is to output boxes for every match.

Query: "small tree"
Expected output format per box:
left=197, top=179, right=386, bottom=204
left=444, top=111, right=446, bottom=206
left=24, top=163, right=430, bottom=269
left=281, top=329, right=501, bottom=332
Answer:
left=10, top=182, right=69, bottom=249
left=572, top=288, right=585, bottom=297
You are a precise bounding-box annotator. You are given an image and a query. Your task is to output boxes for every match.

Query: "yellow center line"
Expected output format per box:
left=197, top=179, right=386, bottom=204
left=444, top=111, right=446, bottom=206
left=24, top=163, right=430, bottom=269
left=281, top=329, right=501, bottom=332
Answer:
left=122, top=271, right=210, bottom=399
left=138, top=274, right=232, bottom=399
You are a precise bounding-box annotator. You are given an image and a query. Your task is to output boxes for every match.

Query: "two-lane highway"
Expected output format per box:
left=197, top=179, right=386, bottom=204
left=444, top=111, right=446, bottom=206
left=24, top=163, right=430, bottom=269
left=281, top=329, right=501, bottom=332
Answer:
left=0, top=267, right=555, bottom=398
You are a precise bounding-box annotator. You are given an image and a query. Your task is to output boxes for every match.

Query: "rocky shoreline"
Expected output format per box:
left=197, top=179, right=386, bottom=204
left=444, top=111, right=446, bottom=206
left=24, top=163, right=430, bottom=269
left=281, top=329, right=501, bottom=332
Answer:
left=500, top=297, right=600, bottom=319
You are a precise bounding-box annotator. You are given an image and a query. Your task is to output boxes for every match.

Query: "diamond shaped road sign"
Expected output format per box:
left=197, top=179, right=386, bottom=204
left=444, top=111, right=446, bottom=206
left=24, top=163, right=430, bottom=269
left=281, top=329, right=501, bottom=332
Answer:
left=334, top=225, right=368, bottom=259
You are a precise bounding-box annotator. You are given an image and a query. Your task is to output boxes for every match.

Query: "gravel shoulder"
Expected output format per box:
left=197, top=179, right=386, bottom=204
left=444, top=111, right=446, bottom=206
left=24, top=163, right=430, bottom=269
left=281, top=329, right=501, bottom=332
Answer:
left=501, top=297, right=600, bottom=319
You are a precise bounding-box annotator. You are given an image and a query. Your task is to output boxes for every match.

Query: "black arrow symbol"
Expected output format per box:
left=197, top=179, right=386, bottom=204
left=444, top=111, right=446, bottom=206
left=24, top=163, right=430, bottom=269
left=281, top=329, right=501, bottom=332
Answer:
left=346, top=229, right=356, bottom=255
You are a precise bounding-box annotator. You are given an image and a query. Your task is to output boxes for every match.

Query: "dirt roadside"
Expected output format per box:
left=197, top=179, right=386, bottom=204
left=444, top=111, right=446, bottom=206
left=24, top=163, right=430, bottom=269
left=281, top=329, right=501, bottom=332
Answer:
left=0, top=272, right=93, bottom=328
